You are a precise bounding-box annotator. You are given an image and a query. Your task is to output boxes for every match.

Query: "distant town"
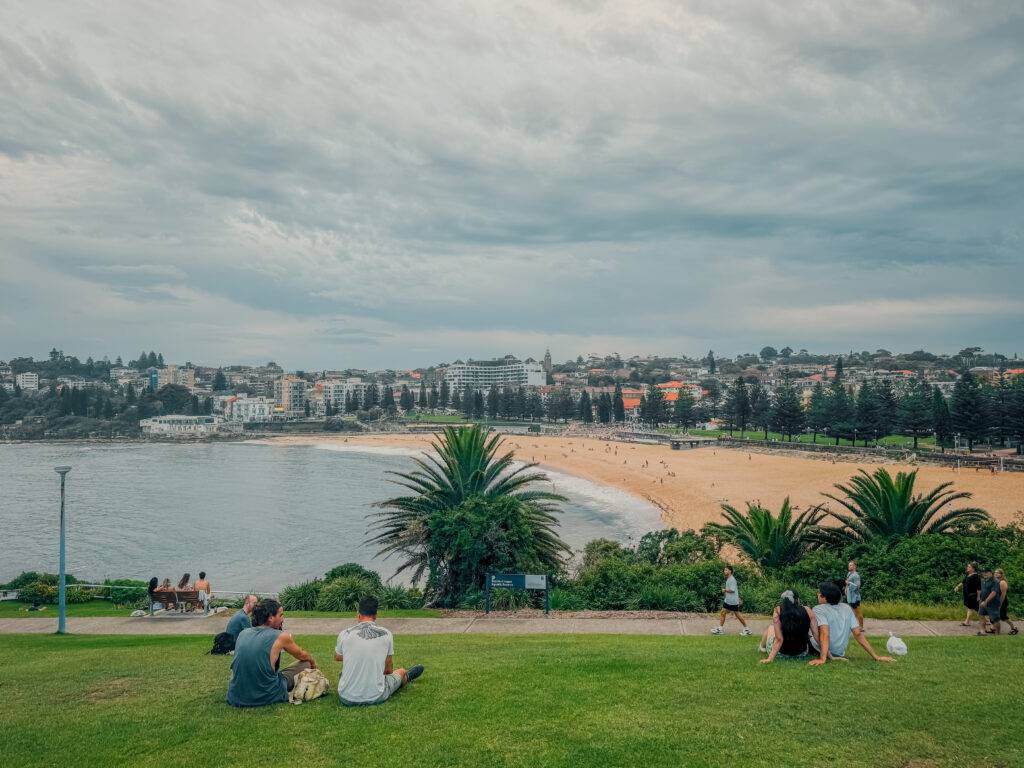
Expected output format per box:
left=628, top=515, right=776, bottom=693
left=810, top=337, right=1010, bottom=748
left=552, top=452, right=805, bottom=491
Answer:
left=1, top=346, right=1022, bottom=453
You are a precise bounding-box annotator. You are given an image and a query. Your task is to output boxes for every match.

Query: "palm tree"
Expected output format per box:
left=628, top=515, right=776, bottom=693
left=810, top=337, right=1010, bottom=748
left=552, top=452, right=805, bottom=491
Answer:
left=369, top=425, right=569, bottom=584
left=704, top=498, right=823, bottom=569
left=818, top=468, right=990, bottom=544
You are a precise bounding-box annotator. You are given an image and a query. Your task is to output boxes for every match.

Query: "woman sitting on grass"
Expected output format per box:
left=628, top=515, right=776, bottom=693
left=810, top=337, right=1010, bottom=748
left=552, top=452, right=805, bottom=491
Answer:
left=759, top=590, right=818, bottom=663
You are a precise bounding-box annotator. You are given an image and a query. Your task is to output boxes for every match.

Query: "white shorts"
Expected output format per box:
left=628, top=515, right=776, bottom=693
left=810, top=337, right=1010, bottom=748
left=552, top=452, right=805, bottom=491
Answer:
left=198, top=590, right=209, bottom=605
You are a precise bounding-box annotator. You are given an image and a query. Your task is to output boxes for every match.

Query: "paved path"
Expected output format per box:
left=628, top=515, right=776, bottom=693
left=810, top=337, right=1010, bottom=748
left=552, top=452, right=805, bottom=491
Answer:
left=0, top=613, right=989, bottom=638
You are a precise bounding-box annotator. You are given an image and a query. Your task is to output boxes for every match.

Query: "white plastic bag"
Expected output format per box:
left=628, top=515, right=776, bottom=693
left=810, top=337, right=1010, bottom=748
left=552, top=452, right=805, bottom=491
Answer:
left=886, top=632, right=908, bottom=656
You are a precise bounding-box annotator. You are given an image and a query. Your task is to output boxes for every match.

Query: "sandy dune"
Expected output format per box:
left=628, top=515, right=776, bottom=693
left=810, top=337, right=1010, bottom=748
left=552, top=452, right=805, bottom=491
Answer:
left=267, top=433, right=1024, bottom=530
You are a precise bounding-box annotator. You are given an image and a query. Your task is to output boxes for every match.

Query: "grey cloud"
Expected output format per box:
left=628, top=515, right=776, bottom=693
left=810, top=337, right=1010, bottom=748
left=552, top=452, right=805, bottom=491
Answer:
left=1, top=1, right=1022, bottom=367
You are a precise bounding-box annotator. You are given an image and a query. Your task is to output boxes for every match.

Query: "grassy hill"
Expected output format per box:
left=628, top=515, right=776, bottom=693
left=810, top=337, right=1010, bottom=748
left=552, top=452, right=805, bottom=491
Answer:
left=3, top=633, right=1022, bottom=767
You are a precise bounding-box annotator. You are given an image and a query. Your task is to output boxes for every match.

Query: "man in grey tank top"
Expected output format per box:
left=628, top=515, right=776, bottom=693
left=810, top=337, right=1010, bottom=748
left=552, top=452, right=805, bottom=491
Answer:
left=227, top=599, right=318, bottom=707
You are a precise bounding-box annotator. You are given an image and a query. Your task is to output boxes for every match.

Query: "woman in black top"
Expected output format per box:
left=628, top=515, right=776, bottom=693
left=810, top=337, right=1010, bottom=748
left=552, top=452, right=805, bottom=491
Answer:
left=954, top=561, right=981, bottom=626
left=759, top=591, right=816, bottom=663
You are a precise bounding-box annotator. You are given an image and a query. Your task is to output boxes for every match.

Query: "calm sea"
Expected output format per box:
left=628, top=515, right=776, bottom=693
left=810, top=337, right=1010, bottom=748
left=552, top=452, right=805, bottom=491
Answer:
left=0, top=442, right=661, bottom=592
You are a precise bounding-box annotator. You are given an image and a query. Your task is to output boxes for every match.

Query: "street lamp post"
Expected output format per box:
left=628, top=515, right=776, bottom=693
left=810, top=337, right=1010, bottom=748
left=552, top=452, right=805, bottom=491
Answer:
left=54, top=466, right=71, bottom=635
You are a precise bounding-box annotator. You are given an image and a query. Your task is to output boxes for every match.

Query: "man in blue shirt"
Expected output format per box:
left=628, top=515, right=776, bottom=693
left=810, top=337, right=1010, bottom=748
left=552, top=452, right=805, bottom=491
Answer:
left=808, top=582, right=894, bottom=666
left=225, top=594, right=257, bottom=642
left=845, top=560, right=864, bottom=630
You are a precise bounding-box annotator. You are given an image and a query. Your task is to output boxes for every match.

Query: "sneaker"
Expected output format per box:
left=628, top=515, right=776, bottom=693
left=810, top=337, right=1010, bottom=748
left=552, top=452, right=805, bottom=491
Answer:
left=406, top=664, right=425, bottom=683
left=711, top=627, right=723, bottom=635
left=741, top=628, right=752, bottom=636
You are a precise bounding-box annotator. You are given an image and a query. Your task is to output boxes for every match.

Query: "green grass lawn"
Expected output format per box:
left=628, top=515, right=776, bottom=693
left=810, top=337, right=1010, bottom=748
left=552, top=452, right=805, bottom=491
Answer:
left=0, top=600, right=441, bottom=619
left=3, top=633, right=1021, bottom=768
left=676, top=428, right=938, bottom=450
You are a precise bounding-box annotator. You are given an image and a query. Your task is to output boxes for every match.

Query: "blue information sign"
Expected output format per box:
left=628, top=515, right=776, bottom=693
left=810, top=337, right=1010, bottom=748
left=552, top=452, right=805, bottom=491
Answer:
left=485, top=573, right=550, bottom=614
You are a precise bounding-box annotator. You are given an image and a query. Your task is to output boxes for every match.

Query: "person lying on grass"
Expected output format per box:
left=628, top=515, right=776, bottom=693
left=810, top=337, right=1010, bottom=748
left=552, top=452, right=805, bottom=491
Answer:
left=335, top=595, right=424, bottom=707
left=759, top=590, right=819, bottom=663
left=808, top=582, right=895, bottom=666
left=227, top=598, right=317, bottom=707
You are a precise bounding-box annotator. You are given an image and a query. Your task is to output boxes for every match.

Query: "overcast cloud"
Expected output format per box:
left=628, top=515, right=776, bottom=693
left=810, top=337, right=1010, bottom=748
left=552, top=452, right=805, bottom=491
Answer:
left=1, top=1, right=1022, bottom=368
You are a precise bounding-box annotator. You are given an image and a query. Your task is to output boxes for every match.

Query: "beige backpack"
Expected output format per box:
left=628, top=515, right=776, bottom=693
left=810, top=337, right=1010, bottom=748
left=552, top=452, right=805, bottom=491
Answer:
left=288, top=668, right=330, bottom=704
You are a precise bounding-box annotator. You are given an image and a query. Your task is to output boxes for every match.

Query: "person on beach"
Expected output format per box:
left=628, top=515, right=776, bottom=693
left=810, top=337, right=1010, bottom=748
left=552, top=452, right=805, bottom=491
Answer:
left=335, top=596, right=424, bottom=706
left=954, top=562, right=981, bottom=627
left=195, top=571, right=212, bottom=613
left=978, top=567, right=1001, bottom=635
left=845, top=560, right=864, bottom=630
left=808, top=582, right=894, bottom=665
left=226, top=594, right=258, bottom=641
left=994, top=569, right=1018, bottom=635
left=227, top=598, right=317, bottom=707
left=759, top=590, right=818, bottom=662
left=712, top=566, right=751, bottom=636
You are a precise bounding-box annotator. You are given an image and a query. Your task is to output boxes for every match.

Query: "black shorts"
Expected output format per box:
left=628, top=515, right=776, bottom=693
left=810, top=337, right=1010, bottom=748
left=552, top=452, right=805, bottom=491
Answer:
left=723, top=603, right=741, bottom=612
left=848, top=601, right=861, bottom=610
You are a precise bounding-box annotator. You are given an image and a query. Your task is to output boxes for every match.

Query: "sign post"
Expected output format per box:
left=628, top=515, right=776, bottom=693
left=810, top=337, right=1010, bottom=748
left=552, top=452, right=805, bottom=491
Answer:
left=485, top=573, right=550, bottom=615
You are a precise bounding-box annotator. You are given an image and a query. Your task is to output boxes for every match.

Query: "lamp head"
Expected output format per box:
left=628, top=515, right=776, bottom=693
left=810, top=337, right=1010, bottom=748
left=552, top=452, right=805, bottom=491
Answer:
left=54, top=466, right=72, bottom=476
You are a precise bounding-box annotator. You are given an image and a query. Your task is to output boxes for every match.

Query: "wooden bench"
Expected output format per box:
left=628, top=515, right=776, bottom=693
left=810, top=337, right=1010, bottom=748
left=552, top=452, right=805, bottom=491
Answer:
left=149, top=590, right=204, bottom=614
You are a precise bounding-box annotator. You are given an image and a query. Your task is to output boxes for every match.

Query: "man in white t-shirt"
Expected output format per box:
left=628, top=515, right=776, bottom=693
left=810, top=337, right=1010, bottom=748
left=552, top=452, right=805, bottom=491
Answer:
left=334, top=596, right=424, bottom=706
left=711, top=565, right=751, bottom=636
left=808, top=582, right=894, bottom=666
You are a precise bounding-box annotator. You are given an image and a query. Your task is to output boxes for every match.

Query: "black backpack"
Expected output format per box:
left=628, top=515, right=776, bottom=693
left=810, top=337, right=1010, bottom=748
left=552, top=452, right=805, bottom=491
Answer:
left=210, top=632, right=236, bottom=655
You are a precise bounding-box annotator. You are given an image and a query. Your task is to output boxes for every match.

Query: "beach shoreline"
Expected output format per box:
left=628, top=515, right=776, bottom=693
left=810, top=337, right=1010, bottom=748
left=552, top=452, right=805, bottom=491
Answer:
left=262, top=433, right=1024, bottom=530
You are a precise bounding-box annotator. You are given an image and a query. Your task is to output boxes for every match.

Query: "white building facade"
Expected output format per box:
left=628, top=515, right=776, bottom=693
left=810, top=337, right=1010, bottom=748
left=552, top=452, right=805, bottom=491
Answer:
left=441, top=358, right=545, bottom=392
left=139, top=414, right=241, bottom=436
left=15, top=372, right=39, bottom=391
left=222, top=395, right=273, bottom=423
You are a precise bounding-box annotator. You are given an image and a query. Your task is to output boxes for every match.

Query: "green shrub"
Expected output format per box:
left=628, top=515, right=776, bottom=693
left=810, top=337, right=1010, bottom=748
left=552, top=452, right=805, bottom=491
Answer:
left=378, top=585, right=423, bottom=610
left=279, top=579, right=324, bottom=611
left=315, top=576, right=376, bottom=612
left=630, top=584, right=701, bottom=612
left=323, top=564, right=384, bottom=589
left=548, top=587, right=585, bottom=611
left=64, top=586, right=93, bottom=604
left=17, top=581, right=56, bottom=604
left=96, top=579, right=148, bottom=606
left=488, top=588, right=532, bottom=611
left=5, top=571, right=78, bottom=591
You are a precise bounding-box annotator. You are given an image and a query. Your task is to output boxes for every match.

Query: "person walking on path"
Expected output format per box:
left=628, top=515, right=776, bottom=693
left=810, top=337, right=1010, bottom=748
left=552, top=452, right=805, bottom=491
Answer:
left=227, top=599, right=317, bottom=707
left=995, top=569, right=1019, bottom=635
left=845, top=560, right=864, bottom=630
left=978, top=568, right=1002, bottom=635
left=955, top=562, right=982, bottom=627
left=712, top=565, right=751, bottom=636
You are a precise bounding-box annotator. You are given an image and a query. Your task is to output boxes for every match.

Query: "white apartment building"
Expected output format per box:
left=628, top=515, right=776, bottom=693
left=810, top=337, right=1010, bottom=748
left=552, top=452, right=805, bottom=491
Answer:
left=140, top=414, right=241, bottom=436
left=222, top=395, right=273, bottom=423
left=274, top=375, right=307, bottom=416
left=440, top=357, right=545, bottom=392
left=157, top=365, right=196, bottom=390
left=15, top=372, right=39, bottom=391
left=318, top=378, right=372, bottom=411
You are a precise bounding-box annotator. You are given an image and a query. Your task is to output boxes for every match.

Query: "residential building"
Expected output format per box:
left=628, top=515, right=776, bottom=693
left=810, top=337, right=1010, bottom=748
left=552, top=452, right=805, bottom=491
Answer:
left=222, top=395, right=273, bottom=423
left=441, top=356, right=546, bottom=392
left=139, top=414, right=241, bottom=436
left=318, top=378, right=371, bottom=412
left=156, top=365, right=196, bottom=390
left=274, top=375, right=307, bottom=416
left=15, top=372, right=39, bottom=391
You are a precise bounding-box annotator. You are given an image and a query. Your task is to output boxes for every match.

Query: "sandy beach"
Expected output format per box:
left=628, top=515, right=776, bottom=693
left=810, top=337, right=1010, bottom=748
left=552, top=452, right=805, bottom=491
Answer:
left=265, top=433, right=1024, bottom=531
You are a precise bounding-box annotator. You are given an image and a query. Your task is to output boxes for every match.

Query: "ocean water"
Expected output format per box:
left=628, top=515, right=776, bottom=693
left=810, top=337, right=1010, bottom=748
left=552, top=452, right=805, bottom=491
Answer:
left=0, top=442, right=661, bottom=592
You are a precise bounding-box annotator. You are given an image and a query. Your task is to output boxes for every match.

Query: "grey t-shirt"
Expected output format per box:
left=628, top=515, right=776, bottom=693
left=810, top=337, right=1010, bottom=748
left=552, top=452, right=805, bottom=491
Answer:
left=981, top=579, right=1001, bottom=611
left=226, top=609, right=252, bottom=640
left=335, top=622, right=395, bottom=703
left=811, top=603, right=859, bottom=658
left=724, top=575, right=740, bottom=607
left=846, top=571, right=862, bottom=604
left=227, top=626, right=287, bottom=707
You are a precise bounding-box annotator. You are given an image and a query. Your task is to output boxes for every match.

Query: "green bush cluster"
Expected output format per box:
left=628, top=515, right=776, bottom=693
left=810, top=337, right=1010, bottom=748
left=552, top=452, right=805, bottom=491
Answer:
left=550, top=524, right=1024, bottom=614
left=278, top=563, right=423, bottom=613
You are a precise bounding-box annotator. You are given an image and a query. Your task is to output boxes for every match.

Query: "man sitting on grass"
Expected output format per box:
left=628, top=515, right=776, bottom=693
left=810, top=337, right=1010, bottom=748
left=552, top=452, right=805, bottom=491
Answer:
left=808, top=582, right=895, bottom=666
left=227, top=599, right=317, bottom=707
left=225, top=594, right=258, bottom=642
left=335, top=596, right=424, bottom=706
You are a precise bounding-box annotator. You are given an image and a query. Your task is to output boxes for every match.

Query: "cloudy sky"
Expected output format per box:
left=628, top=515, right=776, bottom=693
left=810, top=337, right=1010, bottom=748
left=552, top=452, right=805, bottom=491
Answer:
left=1, top=1, right=1022, bottom=369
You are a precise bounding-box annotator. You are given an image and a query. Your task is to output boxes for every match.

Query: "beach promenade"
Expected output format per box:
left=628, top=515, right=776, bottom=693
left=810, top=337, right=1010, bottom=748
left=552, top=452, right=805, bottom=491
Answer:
left=0, top=612, right=982, bottom=638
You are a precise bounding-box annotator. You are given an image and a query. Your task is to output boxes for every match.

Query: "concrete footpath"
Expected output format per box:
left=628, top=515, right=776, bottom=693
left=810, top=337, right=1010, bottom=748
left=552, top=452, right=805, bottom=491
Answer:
left=0, top=612, right=991, bottom=638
